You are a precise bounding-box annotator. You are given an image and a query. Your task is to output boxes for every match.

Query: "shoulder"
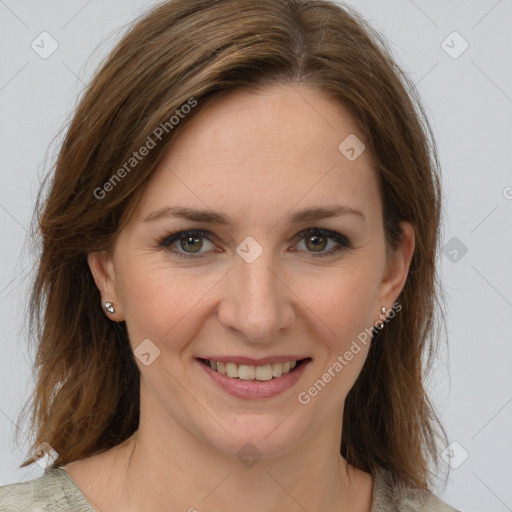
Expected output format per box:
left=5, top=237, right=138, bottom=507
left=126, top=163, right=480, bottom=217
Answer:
left=371, top=466, right=462, bottom=512
left=0, top=468, right=94, bottom=512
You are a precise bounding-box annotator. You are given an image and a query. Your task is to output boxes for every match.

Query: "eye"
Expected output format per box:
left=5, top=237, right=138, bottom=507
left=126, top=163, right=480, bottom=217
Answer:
left=158, top=227, right=352, bottom=260
left=293, top=228, right=351, bottom=257
left=159, top=229, right=217, bottom=259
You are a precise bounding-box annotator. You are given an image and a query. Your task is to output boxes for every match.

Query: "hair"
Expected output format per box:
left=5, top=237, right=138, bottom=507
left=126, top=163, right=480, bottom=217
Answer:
left=18, top=0, right=449, bottom=492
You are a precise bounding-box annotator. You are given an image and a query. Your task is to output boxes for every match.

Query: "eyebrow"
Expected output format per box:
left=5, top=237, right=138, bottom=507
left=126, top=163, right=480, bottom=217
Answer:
left=144, top=205, right=365, bottom=225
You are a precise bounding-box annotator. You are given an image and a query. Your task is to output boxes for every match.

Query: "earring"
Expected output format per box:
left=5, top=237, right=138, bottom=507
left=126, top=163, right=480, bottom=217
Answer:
left=376, top=306, right=387, bottom=329
left=103, top=301, right=115, bottom=314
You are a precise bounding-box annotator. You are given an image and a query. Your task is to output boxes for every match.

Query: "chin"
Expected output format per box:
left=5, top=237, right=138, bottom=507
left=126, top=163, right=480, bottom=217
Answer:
left=198, top=415, right=310, bottom=462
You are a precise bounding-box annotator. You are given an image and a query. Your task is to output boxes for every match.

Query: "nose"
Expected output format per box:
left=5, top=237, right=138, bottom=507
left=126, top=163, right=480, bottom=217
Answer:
left=217, top=249, right=295, bottom=344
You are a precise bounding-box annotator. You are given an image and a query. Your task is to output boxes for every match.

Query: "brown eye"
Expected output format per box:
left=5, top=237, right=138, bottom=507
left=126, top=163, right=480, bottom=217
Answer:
left=305, top=234, right=328, bottom=252
left=159, top=229, right=216, bottom=259
left=180, top=235, right=203, bottom=253
left=295, top=228, right=351, bottom=258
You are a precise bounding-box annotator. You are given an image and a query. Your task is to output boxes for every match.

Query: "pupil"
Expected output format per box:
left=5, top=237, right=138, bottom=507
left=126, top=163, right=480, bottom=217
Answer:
left=182, top=236, right=202, bottom=252
left=307, top=235, right=326, bottom=251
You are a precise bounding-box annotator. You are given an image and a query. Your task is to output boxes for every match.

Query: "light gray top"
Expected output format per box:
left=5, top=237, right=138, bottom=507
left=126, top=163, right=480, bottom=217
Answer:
left=0, top=465, right=461, bottom=511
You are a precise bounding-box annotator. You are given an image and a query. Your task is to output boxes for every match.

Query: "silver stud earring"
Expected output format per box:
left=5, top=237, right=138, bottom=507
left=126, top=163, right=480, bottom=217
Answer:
left=375, top=306, right=387, bottom=329
left=103, top=302, right=115, bottom=314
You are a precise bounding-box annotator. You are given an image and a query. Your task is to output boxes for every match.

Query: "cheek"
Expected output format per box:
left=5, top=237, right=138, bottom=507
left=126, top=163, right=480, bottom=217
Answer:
left=304, top=276, right=376, bottom=401
left=115, top=259, right=209, bottom=348
left=298, top=264, right=379, bottom=343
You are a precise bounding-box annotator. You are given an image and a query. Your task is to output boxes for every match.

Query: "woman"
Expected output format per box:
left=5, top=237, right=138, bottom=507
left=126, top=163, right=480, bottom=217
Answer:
left=0, top=0, right=461, bottom=510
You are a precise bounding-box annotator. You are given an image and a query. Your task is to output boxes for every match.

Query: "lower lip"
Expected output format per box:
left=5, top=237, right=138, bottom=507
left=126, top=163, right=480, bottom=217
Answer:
left=197, top=359, right=311, bottom=399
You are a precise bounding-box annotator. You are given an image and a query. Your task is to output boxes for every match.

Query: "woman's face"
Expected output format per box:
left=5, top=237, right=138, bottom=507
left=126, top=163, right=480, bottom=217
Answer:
left=89, top=84, right=414, bottom=459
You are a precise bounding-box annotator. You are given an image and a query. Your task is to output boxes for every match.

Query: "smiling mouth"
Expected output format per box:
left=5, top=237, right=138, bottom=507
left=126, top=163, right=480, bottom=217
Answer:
left=198, top=358, right=311, bottom=381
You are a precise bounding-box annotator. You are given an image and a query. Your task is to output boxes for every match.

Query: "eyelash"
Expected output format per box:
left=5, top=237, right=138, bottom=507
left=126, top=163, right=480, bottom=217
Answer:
left=158, top=228, right=352, bottom=260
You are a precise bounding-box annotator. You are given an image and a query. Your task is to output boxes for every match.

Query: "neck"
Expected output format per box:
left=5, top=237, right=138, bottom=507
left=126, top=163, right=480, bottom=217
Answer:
left=115, top=416, right=368, bottom=512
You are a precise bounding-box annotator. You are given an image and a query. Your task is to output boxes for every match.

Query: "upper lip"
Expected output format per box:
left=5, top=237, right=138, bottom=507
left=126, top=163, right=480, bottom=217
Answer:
left=198, top=356, right=311, bottom=366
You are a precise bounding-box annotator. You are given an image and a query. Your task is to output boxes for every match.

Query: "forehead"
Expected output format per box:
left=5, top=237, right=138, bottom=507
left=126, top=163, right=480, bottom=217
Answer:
left=170, top=84, right=365, bottom=163
left=134, top=84, right=381, bottom=229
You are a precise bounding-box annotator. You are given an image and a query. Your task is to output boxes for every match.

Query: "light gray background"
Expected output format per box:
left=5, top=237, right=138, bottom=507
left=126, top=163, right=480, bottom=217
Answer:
left=1, top=1, right=511, bottom=511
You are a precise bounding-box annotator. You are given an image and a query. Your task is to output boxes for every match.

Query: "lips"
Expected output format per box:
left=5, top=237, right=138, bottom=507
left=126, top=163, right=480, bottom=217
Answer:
left=196, top=357, right=312, bottom=399
left=199, top=358, right=307, bottom=381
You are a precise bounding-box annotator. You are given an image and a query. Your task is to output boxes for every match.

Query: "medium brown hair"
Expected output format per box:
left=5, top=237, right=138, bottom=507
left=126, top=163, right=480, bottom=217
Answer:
left=18, top=0, right=449, bottom=491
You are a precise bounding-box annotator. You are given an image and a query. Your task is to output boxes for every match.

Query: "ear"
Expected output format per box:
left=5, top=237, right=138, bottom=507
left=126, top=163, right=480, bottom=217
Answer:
left=87, top=251, right=124, bottom=321
left=376, top=221, right=415, bottom=318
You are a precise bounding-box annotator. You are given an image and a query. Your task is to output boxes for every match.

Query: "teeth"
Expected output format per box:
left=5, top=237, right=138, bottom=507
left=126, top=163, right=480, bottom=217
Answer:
left=207, top=360, right=299, bottom=380
left=238, top=364, right=256, bottom=380
left=271, top=362, right=283, bottom=378
left=226, top=362, right=238, bottom=378
left=255, top=364, right=273, bottom=381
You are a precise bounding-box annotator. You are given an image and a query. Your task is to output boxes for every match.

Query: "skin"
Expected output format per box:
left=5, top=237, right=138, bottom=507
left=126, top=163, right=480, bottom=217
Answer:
left=64, top=83, right=415, bottom=512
